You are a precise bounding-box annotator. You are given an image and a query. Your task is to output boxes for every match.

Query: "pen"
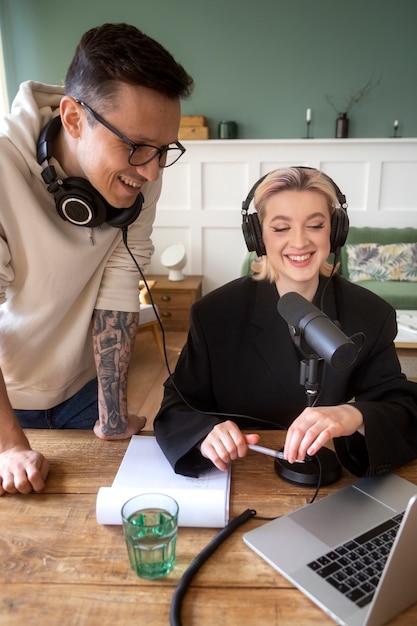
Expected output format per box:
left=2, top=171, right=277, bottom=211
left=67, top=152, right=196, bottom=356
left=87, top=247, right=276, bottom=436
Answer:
left=248, top=443, right=306, bottom=463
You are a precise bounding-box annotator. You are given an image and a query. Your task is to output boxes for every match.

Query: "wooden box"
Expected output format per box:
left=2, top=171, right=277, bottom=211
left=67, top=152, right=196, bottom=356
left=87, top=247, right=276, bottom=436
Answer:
left=180, top=115, right=206, bottom=127
left=179, top=115, right=209, bottom=140
left=179, top=126, right=209, bottom=140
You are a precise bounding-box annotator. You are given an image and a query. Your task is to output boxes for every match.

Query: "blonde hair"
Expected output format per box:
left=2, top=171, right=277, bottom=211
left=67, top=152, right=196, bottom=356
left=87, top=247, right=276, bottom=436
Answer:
left=250, top=167, right=339, bottom=282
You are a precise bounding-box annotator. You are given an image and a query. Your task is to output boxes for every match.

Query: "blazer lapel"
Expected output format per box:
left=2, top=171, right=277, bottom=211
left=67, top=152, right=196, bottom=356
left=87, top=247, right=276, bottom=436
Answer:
left=250, top=281, right=302, bottom=396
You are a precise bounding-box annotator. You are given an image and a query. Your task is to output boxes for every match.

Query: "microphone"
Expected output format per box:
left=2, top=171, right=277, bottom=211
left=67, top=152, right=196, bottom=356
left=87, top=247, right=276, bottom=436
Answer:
left=277, top=292, right=359, bottom=370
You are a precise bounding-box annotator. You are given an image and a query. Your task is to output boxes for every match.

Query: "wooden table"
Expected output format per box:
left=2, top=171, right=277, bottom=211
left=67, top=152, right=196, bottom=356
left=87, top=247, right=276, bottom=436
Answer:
left=1, top=431, right=417, bottom=626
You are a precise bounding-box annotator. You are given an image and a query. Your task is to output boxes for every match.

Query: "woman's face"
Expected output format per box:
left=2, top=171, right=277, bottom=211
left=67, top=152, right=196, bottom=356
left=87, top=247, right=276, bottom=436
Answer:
left=261, top=189, right=332, bottom=298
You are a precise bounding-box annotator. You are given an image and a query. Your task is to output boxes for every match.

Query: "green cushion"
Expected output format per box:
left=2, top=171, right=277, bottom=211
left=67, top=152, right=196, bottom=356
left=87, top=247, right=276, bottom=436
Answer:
left=354, top=280, right=417, bottom=310
left=241, top=251, right=258, bottom=276
left=338, top=227, right=417, bottom=309
left=346, top=242, right=417, bottom=282
left=340, top=227, right=417, bottom=279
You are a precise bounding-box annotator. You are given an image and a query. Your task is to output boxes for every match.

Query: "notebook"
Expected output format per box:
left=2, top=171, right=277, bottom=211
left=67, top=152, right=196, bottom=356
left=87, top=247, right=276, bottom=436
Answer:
left=243, top=473, right=417, bottom=625
left=96, top=436, right=230, bottom=528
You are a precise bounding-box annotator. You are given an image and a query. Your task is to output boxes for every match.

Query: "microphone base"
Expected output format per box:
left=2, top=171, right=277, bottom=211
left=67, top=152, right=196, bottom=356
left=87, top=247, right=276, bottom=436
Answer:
left=274, top=447, right=342, bottom=487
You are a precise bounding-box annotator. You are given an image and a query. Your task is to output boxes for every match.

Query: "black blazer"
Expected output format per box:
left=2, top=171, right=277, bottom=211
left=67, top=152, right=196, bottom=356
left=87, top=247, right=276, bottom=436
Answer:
left=155, top=275, right=417, bottom=477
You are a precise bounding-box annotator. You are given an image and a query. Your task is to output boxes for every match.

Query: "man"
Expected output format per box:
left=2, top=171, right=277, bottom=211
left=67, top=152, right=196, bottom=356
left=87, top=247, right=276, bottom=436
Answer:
left=0, top=23, right=193, bottom=495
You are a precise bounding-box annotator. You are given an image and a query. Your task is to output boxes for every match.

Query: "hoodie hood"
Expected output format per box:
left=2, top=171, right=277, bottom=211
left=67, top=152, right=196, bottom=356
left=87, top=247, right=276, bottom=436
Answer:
left=0, top=80, right=64, bottom=176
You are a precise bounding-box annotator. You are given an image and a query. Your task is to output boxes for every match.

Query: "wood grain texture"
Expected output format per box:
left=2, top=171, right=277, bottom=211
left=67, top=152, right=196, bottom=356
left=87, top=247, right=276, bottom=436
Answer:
left=1, top=424, right=417, bottom=624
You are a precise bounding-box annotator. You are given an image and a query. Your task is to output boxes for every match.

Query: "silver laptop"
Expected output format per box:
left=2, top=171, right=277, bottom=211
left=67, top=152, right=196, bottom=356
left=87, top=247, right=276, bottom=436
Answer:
left=243, top=473, right=417, bottom=625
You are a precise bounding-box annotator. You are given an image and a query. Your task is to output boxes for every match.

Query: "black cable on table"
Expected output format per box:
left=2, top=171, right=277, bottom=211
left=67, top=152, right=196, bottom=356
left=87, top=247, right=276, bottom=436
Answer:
left=170, top=508, right=257, bottom=626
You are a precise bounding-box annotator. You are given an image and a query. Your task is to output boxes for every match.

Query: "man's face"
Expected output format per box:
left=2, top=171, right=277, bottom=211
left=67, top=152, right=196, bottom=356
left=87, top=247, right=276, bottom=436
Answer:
left=72, top=82, right=181, bottom=208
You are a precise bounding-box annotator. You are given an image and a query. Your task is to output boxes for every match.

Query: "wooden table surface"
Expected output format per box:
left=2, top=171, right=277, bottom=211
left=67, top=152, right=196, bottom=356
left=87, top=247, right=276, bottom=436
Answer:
left=1, top=430, right=417, bottom=626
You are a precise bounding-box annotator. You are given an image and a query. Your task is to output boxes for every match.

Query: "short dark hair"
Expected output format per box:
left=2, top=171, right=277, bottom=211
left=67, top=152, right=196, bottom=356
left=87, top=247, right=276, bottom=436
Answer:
left=64, top=23, right=193, bottom=106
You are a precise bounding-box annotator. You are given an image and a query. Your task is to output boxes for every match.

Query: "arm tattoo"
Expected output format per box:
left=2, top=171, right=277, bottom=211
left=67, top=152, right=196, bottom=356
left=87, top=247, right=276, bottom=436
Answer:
left=92, top=310, right=139, bottom=435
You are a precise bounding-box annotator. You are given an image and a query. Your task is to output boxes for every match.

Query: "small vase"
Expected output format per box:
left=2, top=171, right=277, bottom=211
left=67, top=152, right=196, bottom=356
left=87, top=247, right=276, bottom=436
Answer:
left=218, top=120, right=238, bottom=139
left=336, top=112, right=349, bottom=138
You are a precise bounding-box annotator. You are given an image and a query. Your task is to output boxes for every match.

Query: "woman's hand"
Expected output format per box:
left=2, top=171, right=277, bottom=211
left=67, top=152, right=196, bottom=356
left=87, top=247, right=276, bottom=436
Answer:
left=200, top=420, right=260, bottom=471
left=283, top=404, right=363, bottom=463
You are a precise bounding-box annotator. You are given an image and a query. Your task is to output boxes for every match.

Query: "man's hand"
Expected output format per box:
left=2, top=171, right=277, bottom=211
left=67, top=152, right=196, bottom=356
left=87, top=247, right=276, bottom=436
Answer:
left=0, top=446, right=50, bottom=495
left=200, top=420, right=260, bottom=471
left=93, top=414, right=147, bottom=440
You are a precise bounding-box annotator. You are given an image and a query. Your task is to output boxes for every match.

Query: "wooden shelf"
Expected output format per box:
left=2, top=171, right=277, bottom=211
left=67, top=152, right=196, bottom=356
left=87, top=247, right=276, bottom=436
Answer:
left=142, top=274, right=203, bottom=331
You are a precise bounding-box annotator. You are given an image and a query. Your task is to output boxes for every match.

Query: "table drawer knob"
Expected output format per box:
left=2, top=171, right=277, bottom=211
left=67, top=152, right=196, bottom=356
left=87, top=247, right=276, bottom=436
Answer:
left=161, top=311, right=172, bottom=318
left=161, top=295, right=171, bottom=302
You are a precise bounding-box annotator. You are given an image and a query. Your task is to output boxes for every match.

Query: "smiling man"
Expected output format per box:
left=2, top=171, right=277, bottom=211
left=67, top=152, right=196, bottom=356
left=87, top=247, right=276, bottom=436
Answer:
left=0, top=23, right=193, bottom=494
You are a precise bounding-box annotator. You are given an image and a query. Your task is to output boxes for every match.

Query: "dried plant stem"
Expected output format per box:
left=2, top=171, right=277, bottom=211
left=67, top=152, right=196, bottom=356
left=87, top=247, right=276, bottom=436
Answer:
left=325, top=76, right=381, bottom=115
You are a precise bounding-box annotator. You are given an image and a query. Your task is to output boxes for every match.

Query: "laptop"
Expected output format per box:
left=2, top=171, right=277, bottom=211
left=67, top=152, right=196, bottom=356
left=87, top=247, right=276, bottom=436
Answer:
left=243, top=473, right=417, bottom=625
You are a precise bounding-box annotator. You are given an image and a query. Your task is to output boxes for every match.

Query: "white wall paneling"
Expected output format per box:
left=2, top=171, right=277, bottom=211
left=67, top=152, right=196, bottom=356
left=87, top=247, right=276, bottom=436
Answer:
left=147, top=139, right=417, bottom=295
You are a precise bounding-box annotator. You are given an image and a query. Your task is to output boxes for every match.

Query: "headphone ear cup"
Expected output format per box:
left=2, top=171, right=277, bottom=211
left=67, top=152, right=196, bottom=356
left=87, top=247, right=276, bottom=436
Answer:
left=38, top=116, right=142, bottom=230
left=52, top=177, right=109, bottom=227
left=330, top=207, right=349, bottom=255
left=106, top=192, right=144, bottom=228
left=242, top=213, right=266, bottom=257
left=48, top=176, right=143, bottom=229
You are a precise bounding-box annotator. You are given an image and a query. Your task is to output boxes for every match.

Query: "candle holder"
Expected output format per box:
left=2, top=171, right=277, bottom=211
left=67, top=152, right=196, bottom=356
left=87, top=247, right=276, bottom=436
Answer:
left=304, top=120, right=312, bottom=139
left=391, top=121, right=400, bottom=138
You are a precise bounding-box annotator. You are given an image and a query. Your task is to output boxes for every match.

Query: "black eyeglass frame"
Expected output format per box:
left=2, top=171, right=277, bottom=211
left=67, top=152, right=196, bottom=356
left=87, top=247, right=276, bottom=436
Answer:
left=75, top=99, right=186, bottom=168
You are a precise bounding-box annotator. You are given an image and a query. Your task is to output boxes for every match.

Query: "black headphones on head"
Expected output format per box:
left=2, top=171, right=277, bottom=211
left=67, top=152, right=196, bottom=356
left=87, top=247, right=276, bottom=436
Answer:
left=241, top=166, right=349, bottom=258
left=37, top=115, right=143, bottom=229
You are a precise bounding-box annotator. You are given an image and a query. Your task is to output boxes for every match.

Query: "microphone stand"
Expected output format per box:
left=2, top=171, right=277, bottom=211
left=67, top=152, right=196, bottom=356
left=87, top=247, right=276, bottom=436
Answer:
left=300, top=355, right=320, bottom=407
left=274, top=349, right=342, bottom=487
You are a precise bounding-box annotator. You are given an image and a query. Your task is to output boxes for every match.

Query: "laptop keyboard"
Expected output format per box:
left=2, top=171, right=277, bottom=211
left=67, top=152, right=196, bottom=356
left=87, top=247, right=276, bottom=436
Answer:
left=307, top=512, right=404, bottom=608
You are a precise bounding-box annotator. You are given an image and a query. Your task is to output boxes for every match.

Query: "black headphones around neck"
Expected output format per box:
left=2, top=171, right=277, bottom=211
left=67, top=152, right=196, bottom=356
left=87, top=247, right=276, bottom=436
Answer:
left=37, top=115, right=143, bottom=229
left=241, top=166, right=349, bottom=258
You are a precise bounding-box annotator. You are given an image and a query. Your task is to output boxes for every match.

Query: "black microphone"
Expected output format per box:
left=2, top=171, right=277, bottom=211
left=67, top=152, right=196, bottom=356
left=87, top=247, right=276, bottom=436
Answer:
left=277, top=292, right=359, bottom=370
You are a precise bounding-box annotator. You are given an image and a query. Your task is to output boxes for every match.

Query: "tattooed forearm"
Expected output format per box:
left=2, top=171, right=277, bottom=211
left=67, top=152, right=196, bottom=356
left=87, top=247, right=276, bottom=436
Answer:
left=92, top=309, right=139, bottom=435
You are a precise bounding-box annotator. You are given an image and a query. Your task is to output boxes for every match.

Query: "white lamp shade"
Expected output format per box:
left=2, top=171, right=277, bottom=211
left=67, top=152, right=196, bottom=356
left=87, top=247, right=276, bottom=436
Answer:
left=160, top=244, right=187, bottom=281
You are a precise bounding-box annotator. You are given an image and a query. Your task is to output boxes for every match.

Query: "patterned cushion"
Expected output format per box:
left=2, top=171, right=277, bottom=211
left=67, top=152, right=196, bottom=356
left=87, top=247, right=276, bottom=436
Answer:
left=346, top=242, right=417, bottom=282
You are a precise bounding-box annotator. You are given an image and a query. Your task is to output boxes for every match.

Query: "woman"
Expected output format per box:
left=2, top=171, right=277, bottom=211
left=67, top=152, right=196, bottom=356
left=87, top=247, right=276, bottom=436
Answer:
left=154, top=167, right=417, bottom=478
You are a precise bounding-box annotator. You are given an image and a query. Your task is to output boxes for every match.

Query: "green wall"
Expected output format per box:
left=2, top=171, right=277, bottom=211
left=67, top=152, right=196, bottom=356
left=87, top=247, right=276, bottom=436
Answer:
left=0, top=0, right=416, bottom=139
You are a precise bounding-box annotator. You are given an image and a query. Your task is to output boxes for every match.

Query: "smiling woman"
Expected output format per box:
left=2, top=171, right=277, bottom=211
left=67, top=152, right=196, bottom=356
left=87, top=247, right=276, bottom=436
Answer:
left=153, top=166, right=417, bottom=484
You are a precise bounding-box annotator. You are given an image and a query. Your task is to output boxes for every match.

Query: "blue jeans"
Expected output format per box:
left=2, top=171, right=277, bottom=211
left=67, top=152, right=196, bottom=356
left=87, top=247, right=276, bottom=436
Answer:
left=15, top=378, right=99, bottom=430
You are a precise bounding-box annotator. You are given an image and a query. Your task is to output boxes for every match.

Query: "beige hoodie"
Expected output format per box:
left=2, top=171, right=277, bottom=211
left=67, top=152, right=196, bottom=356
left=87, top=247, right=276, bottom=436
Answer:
left=0, top=81, right=161, bottom=409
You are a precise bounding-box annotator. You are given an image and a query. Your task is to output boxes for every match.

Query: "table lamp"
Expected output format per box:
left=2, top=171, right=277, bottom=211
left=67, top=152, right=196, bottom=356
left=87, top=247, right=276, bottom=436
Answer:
left=161, top=244, right=187, bottom=281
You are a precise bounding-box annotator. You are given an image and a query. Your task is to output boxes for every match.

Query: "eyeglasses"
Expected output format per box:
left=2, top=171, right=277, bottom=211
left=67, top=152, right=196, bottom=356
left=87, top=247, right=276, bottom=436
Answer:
left=76, top=100, right=186, bottom=168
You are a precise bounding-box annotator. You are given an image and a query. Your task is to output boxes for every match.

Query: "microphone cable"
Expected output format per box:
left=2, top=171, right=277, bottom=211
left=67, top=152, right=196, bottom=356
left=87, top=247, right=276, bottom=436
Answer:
left=170, top=508, right=257, bottom=626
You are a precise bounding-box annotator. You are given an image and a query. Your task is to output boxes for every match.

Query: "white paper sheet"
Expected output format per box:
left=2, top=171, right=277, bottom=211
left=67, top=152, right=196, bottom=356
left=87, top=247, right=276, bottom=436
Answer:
left=96, top=436, right=230, bottom=528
